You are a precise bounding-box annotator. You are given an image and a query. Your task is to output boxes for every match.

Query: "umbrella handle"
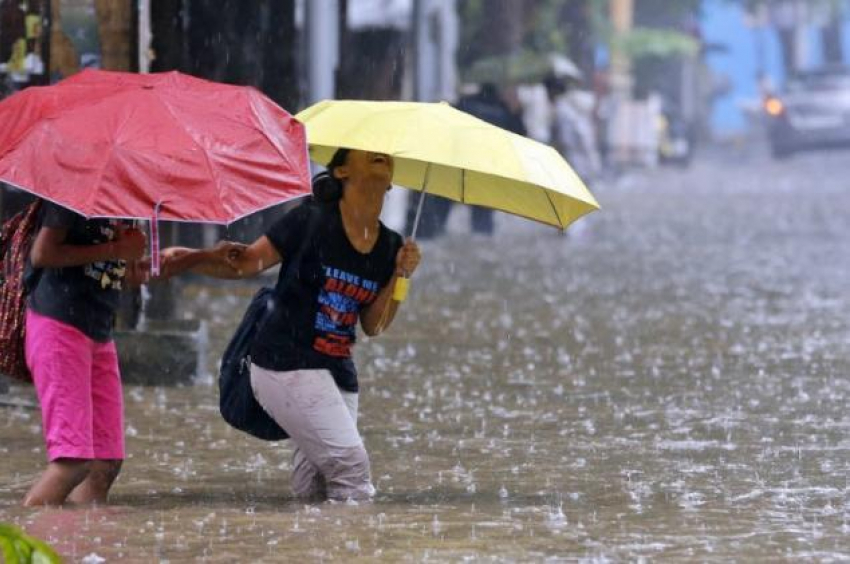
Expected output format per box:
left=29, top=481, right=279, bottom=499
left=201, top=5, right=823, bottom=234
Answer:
left=394, top=164, right=429, bottom=302
left=150, top=216, right=160, bottom=276
left=150, top=201, right=163, bottom=277
left=393, top=276, right=410, bottom=302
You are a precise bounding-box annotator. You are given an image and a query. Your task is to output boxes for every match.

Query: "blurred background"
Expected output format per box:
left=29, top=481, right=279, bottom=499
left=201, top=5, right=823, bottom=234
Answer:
left=2, top=0, right=848, bottom=181
left=2, top=2, right=850, bottom=560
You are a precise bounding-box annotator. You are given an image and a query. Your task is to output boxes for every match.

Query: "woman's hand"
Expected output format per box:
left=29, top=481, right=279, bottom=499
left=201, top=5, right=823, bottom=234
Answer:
left=223, top=237, right=280, bottom=278
left=361, top=239, right=421, bottom=336
left=215, top=240, right=248, bottom=264
left=395, top=239, right=421, bottom=277
left=157, top=247, right=191, bottom=280
left=157, top=241, right=253, bottom=280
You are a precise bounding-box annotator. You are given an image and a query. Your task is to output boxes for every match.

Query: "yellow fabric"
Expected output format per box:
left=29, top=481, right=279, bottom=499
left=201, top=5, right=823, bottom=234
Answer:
left=296, top=100, right=600, bottom=229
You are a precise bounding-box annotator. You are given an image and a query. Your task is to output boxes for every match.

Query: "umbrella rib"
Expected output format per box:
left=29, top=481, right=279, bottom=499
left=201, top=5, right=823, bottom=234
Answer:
left=77, top=128, right=118, bottom=216
left=245, top=89, right=305, bottom=179
left=544, top=189, right=562, bottom=228
left=0, top=93, right=52, bottom=163
left=152, top=91, right=227, bottom=217
left=461, top=168, right=466, bottom=204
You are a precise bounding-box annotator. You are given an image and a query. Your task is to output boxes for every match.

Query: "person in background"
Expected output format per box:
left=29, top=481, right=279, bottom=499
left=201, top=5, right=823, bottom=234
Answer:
left=160, top=148, right=421, bottom=501
left=23, top=202, right=148, bottom=506
left=545, top=74, right=602, bottom=181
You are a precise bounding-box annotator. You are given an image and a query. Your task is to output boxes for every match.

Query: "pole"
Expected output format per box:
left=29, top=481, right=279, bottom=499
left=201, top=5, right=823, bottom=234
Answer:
left=137, top=0, right=152, bottom=73
left=412, top=0, right=426, bottom=101
left=609, top=0, right=634, bottom=164
left=306, top=0, right=339, bottom=104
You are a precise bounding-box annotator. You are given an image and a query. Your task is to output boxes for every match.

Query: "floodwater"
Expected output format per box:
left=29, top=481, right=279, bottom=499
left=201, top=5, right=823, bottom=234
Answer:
left=2, top=146, right=850, bottom=561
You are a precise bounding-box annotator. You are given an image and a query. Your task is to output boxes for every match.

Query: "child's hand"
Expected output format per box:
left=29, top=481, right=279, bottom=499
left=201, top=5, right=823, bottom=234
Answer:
left=125, top=258, right=151, bottom=287
left=113, top=226, right=147, bottom=261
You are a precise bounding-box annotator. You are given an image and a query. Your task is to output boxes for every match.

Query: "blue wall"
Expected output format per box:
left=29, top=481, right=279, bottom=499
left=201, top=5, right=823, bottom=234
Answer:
left=702, top=1, right=766, bottom=136
left=701, top=0, right=848, bottom=137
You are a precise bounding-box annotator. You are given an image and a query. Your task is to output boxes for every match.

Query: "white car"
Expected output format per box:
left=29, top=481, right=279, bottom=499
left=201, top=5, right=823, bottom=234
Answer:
left=764, top=66, right=850, bottom=158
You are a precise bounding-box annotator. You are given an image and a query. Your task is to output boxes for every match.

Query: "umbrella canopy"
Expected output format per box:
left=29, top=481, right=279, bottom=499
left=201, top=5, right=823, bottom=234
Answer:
left=0, top=69, right=311, bottom=224
left=295, top=99, right=599, bottom=231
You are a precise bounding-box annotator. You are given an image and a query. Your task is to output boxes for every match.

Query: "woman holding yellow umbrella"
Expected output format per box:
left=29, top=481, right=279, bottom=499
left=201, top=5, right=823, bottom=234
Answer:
left=161, top=98, right=596, bottom=503
left=161, top=149, right=420, bottom=501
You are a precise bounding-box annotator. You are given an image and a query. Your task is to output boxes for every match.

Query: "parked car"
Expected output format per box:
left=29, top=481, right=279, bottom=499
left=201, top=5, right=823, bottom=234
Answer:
left=764, top=66, right=850, bottom=159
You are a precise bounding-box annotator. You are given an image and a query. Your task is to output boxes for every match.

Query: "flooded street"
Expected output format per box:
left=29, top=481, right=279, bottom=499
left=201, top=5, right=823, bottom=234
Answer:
left=3, top=146, right=850, bottom=561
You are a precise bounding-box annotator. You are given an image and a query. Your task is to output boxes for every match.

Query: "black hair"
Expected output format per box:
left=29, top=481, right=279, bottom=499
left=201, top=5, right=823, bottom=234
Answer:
left=311, top=148, right=350, bottom=203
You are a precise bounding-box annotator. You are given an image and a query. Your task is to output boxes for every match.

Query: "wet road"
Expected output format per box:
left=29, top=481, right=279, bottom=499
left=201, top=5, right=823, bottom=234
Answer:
left=2, top=145, right=850, bottom=561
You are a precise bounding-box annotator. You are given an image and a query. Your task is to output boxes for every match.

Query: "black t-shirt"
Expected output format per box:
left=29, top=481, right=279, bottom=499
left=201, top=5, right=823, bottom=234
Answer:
left=250, top=201, right=403, bottom=392
left=27, top=203, right=127, bottom=342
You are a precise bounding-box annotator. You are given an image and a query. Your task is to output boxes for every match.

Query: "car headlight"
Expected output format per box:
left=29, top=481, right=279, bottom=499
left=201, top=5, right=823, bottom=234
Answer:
left=764, top=97, right=785, bottom=117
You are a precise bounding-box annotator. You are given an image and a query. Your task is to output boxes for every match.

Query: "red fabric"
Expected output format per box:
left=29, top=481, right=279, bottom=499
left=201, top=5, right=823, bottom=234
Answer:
left=0, top=69, right=310, bottom=224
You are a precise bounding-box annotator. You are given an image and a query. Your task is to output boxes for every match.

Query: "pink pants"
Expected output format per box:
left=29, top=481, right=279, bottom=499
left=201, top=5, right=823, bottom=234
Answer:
left=25, top=309, right=125, bottom=462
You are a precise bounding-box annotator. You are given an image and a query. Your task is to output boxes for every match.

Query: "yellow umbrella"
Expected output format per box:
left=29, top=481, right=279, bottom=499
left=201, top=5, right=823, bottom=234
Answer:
left=295, top=99, right=601, bottom=298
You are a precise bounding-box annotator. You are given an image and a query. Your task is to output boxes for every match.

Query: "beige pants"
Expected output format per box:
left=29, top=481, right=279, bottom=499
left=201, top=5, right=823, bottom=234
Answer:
left=249, top=364, right=375, bottom=501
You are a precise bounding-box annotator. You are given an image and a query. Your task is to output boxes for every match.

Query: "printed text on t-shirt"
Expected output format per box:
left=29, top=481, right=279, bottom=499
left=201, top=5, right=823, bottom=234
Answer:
left=313, top=265, right=380, bottom=357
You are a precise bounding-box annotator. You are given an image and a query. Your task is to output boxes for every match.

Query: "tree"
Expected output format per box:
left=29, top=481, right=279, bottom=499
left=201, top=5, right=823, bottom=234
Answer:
left=150, top=0, right=298, bottom=110
left=457, top=0, right=535, bottom=72
left=458, top=0, right=702, bottom=88
left=94, top=0, right=132, bottom=71
left=457, top=0, right=602, bottom=83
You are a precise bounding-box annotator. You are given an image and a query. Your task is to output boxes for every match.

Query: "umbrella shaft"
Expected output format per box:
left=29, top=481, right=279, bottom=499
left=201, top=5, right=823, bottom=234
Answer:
left=410, top=189, right=427, bottom=241
left=409, top=163, right=432, bottom=240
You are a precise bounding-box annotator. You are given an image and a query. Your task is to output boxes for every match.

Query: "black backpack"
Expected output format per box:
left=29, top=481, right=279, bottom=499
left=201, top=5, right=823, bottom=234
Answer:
left=218, top=201, right=322, bottom=440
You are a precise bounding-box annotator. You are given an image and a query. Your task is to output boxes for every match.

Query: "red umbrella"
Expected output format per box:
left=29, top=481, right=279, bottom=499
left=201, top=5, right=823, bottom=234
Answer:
left=0, top=69, right=310, bottom=224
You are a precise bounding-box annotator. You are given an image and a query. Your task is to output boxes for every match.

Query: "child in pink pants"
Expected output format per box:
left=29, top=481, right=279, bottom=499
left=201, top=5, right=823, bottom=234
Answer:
left=22, top=202, right=146, bottom=506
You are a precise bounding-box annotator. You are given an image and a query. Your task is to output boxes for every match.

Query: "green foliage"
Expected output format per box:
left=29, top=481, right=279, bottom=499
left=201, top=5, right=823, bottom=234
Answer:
left=614, top=27, right=700, bottom=59
left=456, top=0, right=486, bottom=69
left=463, top=50, right=581, bottom=84
left=457, top=0, right=707, bottom=78
left=525, top=0, right=570, bottom=55
left=0, top=524, right=62, bottom=564
left=636, top=0, right=703, bottom=20
left=457, top=0, right=594, bottom=73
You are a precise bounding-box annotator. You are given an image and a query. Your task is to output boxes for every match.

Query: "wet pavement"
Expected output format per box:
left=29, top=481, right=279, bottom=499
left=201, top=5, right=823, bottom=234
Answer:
left=2, top=144, right=850, bottom=561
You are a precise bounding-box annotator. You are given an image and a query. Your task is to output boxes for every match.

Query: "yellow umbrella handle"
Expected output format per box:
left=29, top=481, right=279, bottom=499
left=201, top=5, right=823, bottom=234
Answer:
left=393, top=275, right=410, bottom=302
left=393, top=164, right=429, bottom=304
